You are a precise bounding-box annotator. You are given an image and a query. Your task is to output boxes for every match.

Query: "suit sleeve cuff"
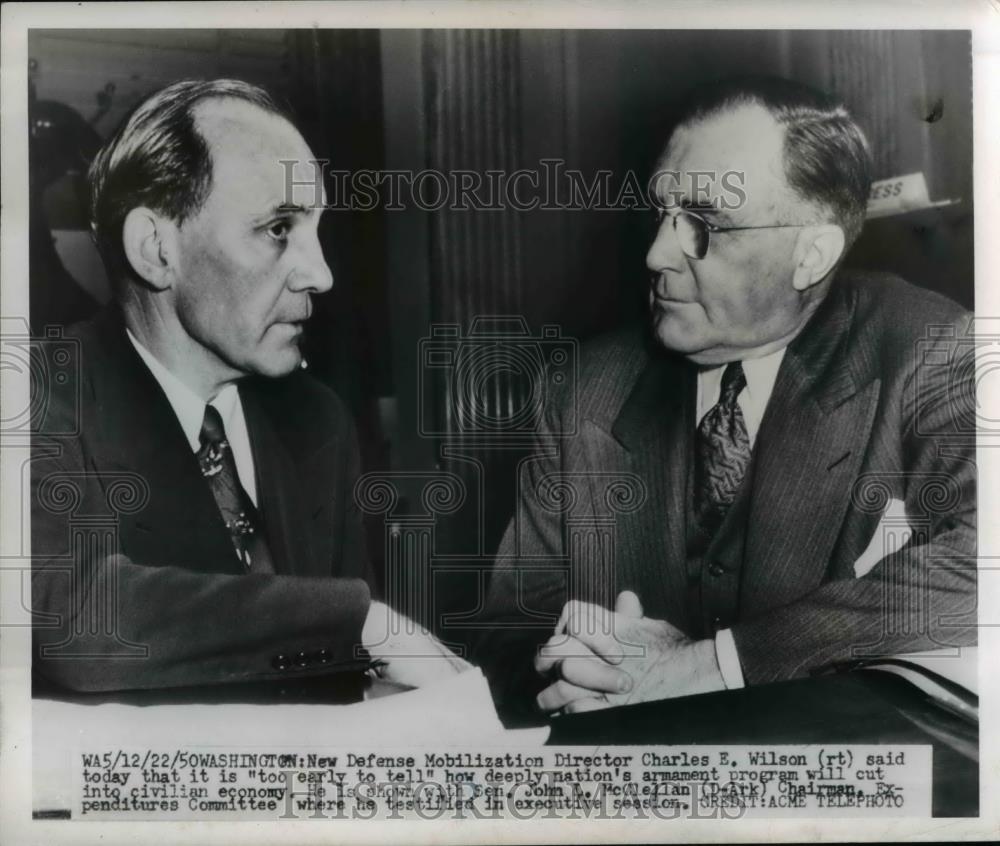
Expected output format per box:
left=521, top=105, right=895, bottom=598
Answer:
left=714, top=628, right=745, bottom=689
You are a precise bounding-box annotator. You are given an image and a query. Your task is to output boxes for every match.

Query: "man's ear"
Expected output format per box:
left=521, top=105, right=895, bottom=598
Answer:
left=792, top=224, right=845, bottom=292
left=121, top=207, right=178, bottom=290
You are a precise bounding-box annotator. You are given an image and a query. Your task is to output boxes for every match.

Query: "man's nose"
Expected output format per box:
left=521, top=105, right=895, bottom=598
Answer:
left=645, top=217, right=686, bottom=275
left=289, top=232, right=334, bottom=294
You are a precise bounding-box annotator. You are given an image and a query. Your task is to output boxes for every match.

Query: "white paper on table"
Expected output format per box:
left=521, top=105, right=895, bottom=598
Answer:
left=853, top=497, right=912, bottom=578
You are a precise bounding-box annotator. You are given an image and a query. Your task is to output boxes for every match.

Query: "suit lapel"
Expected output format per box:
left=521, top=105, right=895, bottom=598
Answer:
left=742, top=283, right=881, bottom=612
left=240, top=383, right=317, bottom=577
left=608, top=350, right=695, bottom=626
left=85, top=309, right=244, bottom=575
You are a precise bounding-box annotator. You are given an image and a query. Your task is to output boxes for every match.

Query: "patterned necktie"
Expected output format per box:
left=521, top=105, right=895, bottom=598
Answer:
left=197, top=404, right=274, bottom=573
left=694, top=361, right=751, bottom=536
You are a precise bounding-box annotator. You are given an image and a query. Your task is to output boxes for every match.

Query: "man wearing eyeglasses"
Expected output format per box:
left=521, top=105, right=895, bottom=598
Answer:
left=476, top=76, right=976, bottom=723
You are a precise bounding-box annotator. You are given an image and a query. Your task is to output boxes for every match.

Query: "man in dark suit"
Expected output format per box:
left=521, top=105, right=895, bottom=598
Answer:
left=476, top=77, right=976, bottom=722
left=32, top=79, right=467, bottom=693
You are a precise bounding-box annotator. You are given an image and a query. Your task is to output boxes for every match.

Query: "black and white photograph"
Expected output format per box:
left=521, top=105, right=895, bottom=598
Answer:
left=1, top=2, right=997, bottom=843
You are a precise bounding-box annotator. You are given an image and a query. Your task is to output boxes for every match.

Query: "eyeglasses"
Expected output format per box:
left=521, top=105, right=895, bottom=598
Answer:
left=654, top=208, right=810, bottom=261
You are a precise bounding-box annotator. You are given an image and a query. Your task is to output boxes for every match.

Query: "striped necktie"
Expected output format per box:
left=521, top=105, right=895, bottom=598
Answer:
left=196, top=404, right=275, bottom=573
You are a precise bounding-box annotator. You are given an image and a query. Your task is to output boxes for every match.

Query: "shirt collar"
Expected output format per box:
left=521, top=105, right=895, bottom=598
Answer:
left=697, top=346, right=787, bottom=419
left=125, top=329, right=240, bottom=453
left=740, top=347, right=786, bottom=406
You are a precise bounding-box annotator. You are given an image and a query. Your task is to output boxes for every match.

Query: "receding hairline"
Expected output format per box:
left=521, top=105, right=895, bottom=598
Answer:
left=183, top=96, right=325, bottom=218
left=190, top=94, right=307, bottom=152
left=189, top=95, right=316, bottom=205
left=656, top=100, right=836, bottom=225
left=656, top=103, right=812, bottom=218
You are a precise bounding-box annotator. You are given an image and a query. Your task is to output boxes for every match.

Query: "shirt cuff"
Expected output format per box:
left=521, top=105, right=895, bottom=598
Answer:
left=714, top=628, right=745, bottom=689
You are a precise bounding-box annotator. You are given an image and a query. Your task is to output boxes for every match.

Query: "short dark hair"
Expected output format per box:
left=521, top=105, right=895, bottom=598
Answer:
left=673, top=75, right=872, bottom=246
left=88, top=79, right=290, bottom=286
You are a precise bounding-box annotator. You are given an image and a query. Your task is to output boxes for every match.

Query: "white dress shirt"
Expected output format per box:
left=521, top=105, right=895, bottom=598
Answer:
left=126, top=330, right=258, bottom=506
left=695, top=348, right=786, bottom=690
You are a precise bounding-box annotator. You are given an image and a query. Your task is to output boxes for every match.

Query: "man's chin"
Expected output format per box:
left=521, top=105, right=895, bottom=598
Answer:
left=248, top=344, right=303, bottom=379
left=651, top=312, right=702, bottom=354
left=650, top=315, right=728, bottom=365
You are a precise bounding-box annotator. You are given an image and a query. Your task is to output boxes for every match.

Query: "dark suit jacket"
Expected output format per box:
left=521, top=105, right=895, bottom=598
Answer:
left=31, top=307, right=374, bottom=692
left=476, top=271, right=977, bottom=719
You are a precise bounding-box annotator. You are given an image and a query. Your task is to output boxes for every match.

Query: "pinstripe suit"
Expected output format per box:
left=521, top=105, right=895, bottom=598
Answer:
left=476, top=271, right=977, bottom=719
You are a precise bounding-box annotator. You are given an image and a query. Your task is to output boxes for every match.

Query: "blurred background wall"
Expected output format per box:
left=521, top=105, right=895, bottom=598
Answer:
left=28, top=29, right=973, bottom=651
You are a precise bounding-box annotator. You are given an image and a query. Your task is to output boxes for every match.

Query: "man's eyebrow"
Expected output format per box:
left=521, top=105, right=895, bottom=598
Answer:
left=680, top=197, right=720, bottom=215
left=655, top=192, right=732, bottom=223
left=271, top=202, right=311, bottom=216
left=678, top=198, right=736, bottom=225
